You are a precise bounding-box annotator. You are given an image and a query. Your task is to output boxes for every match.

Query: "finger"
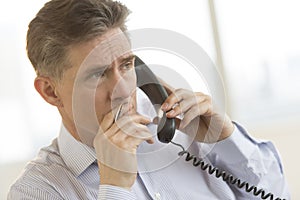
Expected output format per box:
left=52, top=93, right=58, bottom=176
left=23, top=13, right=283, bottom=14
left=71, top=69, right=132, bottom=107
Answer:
left=107, top=114, right=151, bottom=138
left=179, top=105, right=198, bottom=129
left=111, top=129, right=154, bottom=151
left=116, top=113, right=151, bottom=128
left=114, top=102, right=134, bottom=121
left=174, top=117, right=182, bottom=130
left=161, top=89, right=186, bottom=111
left=153, top=114, right=181, bottom=128
left=109, top=130, right=130, bottom=148
left=166, top=94, right=206, bottom=118
left=146, top=138, right=155, bottom=144
left=126, top=127, right=154, bottom=145
left=152, top=116, right=159, bottom=125
left=179, top=101, right=211, bottom=129
left=121, top=122, right=152, bottom=139
left=94, top=114, right=152, bottom=157
left=162, top=89, right=199, bottom=112
left=126, top=132, right=154, bottom=147
left=123, top=122, right=155, bottom=144
left=99, top=110, right=115, bottom=133
left=100, top=103, right=135, bottom=133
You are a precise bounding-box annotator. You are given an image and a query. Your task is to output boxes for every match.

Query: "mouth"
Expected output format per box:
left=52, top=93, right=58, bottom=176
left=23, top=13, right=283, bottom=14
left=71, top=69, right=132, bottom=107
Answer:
left=112, top=101, right=135, bottom=121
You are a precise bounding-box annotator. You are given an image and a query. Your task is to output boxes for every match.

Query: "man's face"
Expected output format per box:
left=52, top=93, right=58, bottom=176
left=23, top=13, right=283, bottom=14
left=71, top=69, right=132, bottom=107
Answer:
left=56, top=28, right=137, bottom=146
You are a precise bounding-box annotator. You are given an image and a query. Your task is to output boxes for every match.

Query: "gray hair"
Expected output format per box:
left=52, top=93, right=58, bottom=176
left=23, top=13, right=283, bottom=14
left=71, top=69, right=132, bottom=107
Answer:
left=27, top=0, right=130, bottom=80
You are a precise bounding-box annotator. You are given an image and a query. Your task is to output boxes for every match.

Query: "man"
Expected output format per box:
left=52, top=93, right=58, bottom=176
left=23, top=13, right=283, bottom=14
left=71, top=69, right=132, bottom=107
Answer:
left=8, top=0, right=290, bottom=199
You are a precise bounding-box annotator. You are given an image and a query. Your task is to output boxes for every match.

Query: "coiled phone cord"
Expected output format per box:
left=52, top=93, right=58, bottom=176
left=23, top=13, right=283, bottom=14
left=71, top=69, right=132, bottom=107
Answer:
left=170, top=141, right=286, bottom=200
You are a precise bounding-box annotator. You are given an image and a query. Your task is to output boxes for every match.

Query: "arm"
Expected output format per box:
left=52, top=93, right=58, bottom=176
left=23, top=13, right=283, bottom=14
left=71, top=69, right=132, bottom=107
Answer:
left=160, top=83, right=290, bottom=199
left=204, top=122, right=290, bottom=199
left=8, top=185, right=62, bottom=200
left=94, top=104, right=154, bottom=199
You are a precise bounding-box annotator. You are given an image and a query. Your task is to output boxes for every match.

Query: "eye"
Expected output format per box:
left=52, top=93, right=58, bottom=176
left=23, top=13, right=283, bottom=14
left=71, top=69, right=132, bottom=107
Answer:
left=86, top=70, right=106, bottom=81
left=92, top=71, right=105, bottom=78
left=120, top=60, right=134, bottom=71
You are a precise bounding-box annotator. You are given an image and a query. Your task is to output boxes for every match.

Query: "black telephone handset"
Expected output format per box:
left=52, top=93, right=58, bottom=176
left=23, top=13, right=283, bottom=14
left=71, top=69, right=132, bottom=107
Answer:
left=134, top=56, right=286, bottom=200
left=135, top=56, right=176, bottom=143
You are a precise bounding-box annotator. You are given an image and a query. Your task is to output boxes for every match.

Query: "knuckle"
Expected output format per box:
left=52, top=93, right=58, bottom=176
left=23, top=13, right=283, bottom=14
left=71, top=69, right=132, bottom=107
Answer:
left=110, top=134, right=123, bottom=145
left=139, top=131, right=152, bottom=140
left=174, top=105, right=182, bottom=113
left=105, top=110, right=114, bottom=121
left=176, top=88, right=184, bottom=93
left=191, top=107, right=198, bottom=116
left=196, top=91, right=205, bottom=96
left=206, top=98, right=213, bottom=107
left=205, top=94, right=212, bottom=102
left=207, top=104, right=213, bottom=112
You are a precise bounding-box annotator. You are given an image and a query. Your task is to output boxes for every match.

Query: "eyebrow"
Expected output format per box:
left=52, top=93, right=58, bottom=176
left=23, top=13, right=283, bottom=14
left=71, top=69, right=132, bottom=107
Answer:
left=84, top=54, right=135, bottom=75
left=117, top=54, right=136, bottom=65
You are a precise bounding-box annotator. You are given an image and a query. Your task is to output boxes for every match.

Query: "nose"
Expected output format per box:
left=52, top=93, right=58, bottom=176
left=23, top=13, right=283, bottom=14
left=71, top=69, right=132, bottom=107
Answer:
left=107, top=67, right=132, bottom=100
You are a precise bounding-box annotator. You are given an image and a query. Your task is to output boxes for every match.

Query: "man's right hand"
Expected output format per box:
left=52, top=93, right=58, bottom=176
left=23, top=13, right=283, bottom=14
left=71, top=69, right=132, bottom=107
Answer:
left=93, top=105, right=154, bottom=190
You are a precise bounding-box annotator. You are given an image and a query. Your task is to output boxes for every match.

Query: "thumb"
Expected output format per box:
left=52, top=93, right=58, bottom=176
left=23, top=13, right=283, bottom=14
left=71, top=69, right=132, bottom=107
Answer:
left=152, top=116, right=182, bottom=130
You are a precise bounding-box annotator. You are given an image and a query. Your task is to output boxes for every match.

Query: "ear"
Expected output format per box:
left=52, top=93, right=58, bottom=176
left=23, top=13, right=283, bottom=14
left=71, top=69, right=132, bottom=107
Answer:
left=34, top=76, right=62, bottom=107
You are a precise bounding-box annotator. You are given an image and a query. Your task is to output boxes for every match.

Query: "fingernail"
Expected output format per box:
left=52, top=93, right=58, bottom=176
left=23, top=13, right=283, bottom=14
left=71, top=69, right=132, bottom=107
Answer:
left=167, top=110, right=175, bottom=116
left=145, top=117, right=151, bottom=123
left=152, top=117, right=159, bottom=124
left=147, top=139, right=155, bottom=144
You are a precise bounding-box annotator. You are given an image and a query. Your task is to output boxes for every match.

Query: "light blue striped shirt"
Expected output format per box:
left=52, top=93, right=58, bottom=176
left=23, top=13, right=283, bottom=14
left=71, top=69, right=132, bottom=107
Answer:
left=8, top=89, right=290, bottom=200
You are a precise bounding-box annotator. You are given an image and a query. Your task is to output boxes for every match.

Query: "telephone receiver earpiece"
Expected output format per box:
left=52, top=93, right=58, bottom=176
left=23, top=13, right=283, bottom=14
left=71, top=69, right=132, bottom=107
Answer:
left=134, top=56, right=176, bottom=143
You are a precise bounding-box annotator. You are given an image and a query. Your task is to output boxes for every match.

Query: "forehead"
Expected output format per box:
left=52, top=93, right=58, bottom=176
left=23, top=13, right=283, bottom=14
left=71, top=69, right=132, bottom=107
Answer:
left=67, top=28, right=131, bottom=74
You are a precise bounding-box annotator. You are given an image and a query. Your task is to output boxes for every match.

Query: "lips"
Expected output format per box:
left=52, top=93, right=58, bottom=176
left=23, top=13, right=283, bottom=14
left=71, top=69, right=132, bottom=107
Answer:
left=113, top=102, right=135, bottom=121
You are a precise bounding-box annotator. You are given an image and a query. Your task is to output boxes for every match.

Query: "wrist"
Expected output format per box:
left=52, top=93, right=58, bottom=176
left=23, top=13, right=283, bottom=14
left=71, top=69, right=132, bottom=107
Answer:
left=217, top=121, right=235, bottom=142
left=98, top=161, right=136, bottom=190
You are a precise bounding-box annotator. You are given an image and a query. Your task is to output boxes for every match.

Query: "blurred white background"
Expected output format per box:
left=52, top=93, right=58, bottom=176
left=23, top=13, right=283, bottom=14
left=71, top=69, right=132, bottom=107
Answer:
left=0, top=0, right=299, bottom=199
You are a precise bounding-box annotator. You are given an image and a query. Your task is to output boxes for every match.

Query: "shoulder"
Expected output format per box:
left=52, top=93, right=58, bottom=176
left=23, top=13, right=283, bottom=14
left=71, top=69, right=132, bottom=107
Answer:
left=8, top=139, right=73, bottom=199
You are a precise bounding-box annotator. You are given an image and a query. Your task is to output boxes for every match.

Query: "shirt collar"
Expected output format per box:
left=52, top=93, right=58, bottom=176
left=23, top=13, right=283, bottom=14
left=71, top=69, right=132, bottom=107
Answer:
left=57, top=124, right=97, bottom=177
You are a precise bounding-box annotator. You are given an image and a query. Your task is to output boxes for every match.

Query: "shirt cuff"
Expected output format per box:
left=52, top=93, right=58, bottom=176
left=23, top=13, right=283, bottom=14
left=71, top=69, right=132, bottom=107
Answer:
left=98, top=185, right=137, bottom=200
left=206, top=121, right=259, bottom=164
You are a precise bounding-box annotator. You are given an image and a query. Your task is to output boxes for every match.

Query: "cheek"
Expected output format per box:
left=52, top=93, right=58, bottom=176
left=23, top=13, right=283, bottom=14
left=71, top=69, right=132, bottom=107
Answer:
left=72, top=86, right=100, bottom=128
left=94, top=90, right=109, bottom=121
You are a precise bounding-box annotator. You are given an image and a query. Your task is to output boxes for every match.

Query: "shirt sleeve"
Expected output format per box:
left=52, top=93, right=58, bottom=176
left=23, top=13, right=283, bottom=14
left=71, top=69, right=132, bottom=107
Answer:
left=202, top=122, right=291, bottom=200
left=7, top=185, right=62, bottom=200
left=98, top=185, right=137, bottom=200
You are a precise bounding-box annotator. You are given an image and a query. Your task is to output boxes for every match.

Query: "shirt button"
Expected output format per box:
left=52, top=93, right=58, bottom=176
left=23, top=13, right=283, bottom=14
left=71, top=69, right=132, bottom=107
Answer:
left=154, top=192, right=161, bottom=200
